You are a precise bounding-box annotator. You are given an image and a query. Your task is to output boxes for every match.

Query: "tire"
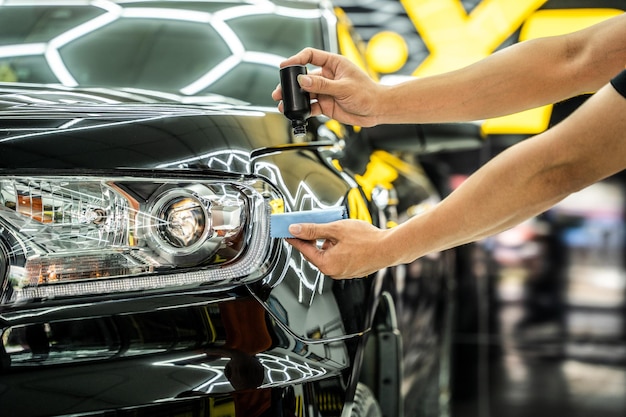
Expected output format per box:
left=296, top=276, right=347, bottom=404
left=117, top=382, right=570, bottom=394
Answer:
left=351, top=383, right=383, bottom=417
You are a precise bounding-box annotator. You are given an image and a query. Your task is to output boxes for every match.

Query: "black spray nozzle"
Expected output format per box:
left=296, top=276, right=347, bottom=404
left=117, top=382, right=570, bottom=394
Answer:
left=280, top=65, right=311, bottom=137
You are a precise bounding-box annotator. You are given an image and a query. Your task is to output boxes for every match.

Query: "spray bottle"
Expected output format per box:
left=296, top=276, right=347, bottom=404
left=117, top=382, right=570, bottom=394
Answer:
left=279, top=65, right=311, bottom=138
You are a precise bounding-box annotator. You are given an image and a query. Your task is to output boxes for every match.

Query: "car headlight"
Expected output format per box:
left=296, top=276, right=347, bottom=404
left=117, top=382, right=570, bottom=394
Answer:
left=0, top=176, right=274, bottom=304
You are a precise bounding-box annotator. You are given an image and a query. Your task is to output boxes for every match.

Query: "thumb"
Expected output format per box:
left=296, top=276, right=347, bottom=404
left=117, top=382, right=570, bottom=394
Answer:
left=289, top=223, right=327, bottom=240
left=298, top=73, right=335, bottom=97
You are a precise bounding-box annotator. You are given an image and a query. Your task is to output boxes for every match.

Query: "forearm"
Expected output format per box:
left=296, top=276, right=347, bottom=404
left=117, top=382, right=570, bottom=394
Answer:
left=380, top=43, right=562, bottom=123
left=376, top=16, right=626, bottom=125
left=386, top=138, right=569, bottom=263
left=386, top=80, right=626, bottom=264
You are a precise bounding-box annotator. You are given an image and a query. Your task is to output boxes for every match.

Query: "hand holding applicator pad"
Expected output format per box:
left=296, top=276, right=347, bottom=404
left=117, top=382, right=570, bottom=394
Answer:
left=270, top=207, right=347, bottom=238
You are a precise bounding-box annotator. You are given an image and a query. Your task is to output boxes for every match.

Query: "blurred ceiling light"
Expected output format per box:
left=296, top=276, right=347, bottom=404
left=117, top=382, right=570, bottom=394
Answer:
left=1, top=1, right=321, bottom=93
left=0, top=44, right=46, bottom=58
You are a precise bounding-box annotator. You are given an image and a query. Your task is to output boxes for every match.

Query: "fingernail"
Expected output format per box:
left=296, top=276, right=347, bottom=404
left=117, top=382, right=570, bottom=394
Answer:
left=289, top=224, right=302, bottom=235
left=297, top=74, right=312, bottom=87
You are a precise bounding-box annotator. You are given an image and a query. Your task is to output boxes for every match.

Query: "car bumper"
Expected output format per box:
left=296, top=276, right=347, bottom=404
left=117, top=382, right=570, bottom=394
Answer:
left=0, top=289, right=353, bottom=417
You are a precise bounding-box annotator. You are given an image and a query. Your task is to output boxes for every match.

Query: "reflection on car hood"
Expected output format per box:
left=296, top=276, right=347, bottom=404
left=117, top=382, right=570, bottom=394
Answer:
left=0, top=82, right=252, bottom=107
left=0, top=83, right=293, bottom=173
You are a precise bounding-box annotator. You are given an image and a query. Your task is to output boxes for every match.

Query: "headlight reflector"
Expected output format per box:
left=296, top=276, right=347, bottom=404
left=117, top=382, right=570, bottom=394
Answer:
left=156, top=194, right=208, bottom=249
left=145, top=184, right=245, bottom=267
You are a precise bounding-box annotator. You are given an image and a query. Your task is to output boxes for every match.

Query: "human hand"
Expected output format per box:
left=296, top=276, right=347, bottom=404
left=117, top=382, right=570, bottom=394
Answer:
left=286, top=219, right=392, bottom=279
left=271, top=48, right=384, bottom=127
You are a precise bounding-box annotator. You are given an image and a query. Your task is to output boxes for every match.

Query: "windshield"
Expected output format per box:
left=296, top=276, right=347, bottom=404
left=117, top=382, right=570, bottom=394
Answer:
left=0, top=1, right=325, bottom=106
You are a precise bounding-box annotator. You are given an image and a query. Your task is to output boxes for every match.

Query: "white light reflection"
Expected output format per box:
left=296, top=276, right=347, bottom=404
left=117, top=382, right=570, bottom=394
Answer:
left=1, top=0, right=91, bottom=5
left=0, top=115, right=164, bottom=144
left=273, top=5, right=324, bottom=19
left=242, top=51, right=284, bottom=68
left=181, top=50, right=286, bottom=95
left=44, top=48, right=77, bottom=86
left=155, top=149, right=251, bottom=170
left=215, top=3, right=323, bottom=21
left=121, top=7, right=212, bottom=23
left=196, top=367, right=232, bottom=393
left=0, top=43, right=46, bottom=58
left=180, top=55, right=241, bottom=96
left=1, top=93, right=57, bottom=105
left=255, top=161, right=340, bottom=211
left=0, top=302, right=94, bottom=322
left=152, top=350, right=328, bottom=393
left=289, top=252, right=322, bottom=305
left=258, top=352, right=327, bottom=386
left=0, top=1, right=324, bottom=94
left=0, top=87, right=122, bottom=104
left=91, top=0, right=122, bottom=14
left=46, top=9, right=121, bottom=86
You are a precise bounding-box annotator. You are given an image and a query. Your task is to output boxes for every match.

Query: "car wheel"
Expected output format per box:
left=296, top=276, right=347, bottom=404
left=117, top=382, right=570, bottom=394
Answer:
left=351, top=383, right=383, bottom=417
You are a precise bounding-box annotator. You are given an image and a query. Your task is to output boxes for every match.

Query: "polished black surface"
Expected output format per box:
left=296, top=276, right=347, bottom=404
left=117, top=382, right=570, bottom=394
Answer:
left=0, top=89, right=292, bottom=171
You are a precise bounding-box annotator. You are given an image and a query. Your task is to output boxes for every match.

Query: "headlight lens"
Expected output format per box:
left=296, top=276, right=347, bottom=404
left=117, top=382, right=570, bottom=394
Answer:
left=0, top=176, right=273, bottom=304
left=155, top=194, right=208, bottom=249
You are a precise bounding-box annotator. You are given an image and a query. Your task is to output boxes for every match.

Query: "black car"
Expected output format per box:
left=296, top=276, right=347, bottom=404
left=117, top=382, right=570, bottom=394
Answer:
left=0, top=1, right=485, bottom=416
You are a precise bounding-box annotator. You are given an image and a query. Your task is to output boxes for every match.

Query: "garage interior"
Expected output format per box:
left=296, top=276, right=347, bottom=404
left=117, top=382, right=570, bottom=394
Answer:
left=334, top=1, right=626, bottom=415
left=450, top=176, right=626, bottom=417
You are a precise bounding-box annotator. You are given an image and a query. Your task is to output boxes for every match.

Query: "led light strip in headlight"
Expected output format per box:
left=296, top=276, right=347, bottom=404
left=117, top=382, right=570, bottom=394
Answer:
left=0, top=176, right=274, bottom=303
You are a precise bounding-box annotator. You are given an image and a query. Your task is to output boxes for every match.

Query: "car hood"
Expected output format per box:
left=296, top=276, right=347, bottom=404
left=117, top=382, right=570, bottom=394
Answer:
left=0, top=84, right=294, bottom=173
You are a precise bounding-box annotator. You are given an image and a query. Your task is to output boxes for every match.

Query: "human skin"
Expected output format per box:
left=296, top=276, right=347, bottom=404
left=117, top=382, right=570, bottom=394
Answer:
left=272, top=14, right=626, bottom=126
left=271, top=13, right=626, bottom=279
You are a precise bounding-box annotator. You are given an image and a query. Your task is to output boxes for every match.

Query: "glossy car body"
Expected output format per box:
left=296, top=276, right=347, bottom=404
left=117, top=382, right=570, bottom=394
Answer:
left=0, top=1, right=484, bottom=416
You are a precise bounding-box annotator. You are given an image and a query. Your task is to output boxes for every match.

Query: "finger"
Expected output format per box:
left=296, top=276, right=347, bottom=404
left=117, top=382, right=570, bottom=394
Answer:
left=286, top=238, right=343, bottom=279
left=296, top=73, right=339, bottom=100
left=286, top=238, right=323, bottom=263
left=276, top=98, right=321, bottom=118
left=309, top=101, right=322, bottom=117
left=271, top=83, right=282, bottom=101
left=274, top=69, right=321, bottom=99
left=321, top=239, right=334, bottom=250
left=288, top=222, right=336, bottom=241
left=280, top=47, right=330, bottom=68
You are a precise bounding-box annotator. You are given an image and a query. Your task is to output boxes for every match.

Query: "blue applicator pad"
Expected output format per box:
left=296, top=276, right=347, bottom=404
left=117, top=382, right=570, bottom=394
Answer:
left=270, top=207, right=347, bottom=238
